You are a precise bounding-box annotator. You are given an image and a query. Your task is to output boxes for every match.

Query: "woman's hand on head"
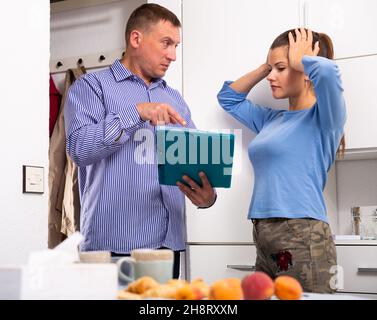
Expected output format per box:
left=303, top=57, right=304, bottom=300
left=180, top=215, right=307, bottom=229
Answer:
left=261, top=62, right=272, bottom=78
left=288, top=28, right=320, bottom=72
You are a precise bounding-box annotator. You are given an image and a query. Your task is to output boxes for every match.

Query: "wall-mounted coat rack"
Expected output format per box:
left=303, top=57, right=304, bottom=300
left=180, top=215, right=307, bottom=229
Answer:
left=51, top=0, right=124, bottom=14
left=50, top=48, right=125, bottom=74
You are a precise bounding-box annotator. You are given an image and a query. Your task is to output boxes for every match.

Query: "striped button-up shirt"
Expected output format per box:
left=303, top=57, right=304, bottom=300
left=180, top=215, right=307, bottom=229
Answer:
left=64, top=59, right=195, bottom=253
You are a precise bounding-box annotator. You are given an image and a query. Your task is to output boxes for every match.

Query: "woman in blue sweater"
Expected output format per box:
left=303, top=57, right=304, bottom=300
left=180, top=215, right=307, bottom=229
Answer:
left=217, top=28, right=346, bottom=293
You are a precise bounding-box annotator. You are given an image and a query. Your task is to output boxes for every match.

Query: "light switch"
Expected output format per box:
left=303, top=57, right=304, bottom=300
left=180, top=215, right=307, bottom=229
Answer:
left=22, top=165, right=44, bottom=194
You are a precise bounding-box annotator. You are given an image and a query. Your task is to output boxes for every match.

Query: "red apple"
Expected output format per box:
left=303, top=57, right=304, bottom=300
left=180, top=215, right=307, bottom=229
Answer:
left=241, top=272, right=275, bottom=300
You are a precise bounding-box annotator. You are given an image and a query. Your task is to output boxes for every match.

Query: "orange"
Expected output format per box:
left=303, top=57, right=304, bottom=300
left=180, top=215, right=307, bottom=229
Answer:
left=274, top=275, right=303, bottom=300
left=209, top=278, right=243, bottom=300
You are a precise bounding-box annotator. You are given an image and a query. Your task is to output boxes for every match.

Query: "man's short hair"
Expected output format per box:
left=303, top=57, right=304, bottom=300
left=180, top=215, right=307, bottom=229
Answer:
left=125, top=3, right=181, bottom=46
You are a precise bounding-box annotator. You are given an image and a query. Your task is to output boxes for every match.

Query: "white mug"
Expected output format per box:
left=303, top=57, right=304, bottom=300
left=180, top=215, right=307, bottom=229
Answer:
left=79, top=251, right=111, bottom=263
left=116, top=256, right=173, bottom=284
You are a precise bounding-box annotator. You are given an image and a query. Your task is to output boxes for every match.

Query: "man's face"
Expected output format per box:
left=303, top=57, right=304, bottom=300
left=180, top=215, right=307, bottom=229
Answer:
left=137, top=20, right=180, bottom=81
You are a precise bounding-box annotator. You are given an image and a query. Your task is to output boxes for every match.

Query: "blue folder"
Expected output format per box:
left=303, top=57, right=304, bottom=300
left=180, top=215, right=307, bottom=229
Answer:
left=157, top=127, right=235, bottom=188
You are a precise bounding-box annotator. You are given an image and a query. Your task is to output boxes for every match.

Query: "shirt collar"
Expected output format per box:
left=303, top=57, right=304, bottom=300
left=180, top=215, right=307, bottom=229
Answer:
left=110, top=59, right=167, bottom=88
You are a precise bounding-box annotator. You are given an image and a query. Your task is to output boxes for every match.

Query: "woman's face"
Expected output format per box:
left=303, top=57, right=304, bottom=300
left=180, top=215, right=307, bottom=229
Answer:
left=266, top=46, right=306, bottom=99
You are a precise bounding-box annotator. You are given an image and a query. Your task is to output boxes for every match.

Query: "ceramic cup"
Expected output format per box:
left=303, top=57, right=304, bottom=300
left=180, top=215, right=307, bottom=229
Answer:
left=79, top=251, right=111, bottom=263
left=117, top=249, right=174, bottom=284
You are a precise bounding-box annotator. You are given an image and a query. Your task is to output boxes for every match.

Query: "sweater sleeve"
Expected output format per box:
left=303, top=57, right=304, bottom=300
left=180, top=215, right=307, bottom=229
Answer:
left=217, top=81, right=279, bottom=133
left=302, top=56, right=346, bottom=130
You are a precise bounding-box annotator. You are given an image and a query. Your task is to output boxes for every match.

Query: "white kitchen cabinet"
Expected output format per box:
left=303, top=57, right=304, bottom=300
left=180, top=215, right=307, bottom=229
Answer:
left=303, top=0, right=377, bottom=151
left=336, top=55, right=377, bottom=150
left=336, top=243, right=377, bottom=294
left=188, top=243, right=377, bottom=296
left=183, top=0, right=300, bottom=243
left=303, top=0, right=377, bottom=150
left=303, top=0, right=377, bottom=58
left=188, top=245, right=256, bottom=284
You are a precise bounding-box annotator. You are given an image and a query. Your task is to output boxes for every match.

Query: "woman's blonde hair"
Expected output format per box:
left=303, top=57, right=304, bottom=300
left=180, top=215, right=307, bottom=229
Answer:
left=270, top=28, right=345, bottom=158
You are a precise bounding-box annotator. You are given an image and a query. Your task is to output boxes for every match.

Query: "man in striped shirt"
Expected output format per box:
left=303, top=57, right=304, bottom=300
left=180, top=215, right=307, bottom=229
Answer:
left=64, top=4, right=216, bottom=278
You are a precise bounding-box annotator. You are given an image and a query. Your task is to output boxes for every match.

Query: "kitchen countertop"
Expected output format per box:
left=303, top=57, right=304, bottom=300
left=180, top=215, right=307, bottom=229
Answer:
left=188, top=240, right=377, bottom=246
left=300, top=292, right=374, bottom=300
left=334, top=239, right=377, bottom=245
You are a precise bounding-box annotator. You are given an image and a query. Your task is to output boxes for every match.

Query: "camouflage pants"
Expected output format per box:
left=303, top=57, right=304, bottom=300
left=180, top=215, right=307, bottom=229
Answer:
left=252, top=218, right=337, bottom=293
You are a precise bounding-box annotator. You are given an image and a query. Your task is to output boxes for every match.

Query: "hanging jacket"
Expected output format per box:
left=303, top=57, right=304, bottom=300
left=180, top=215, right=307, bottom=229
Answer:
left=48, top=67, right=86, bottom=248
left=49, top=75, right=61, bottom=137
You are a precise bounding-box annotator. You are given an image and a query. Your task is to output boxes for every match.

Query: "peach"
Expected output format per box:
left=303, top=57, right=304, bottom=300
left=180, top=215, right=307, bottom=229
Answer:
left=241, top=271, right=275, bottom=300
left=141, top=284, right=178, bottom=299
left=127, top=276, right=159, bottom=294
left=209, top=278, right=243, bottom=300
left=274, top=275, right=303, bottom=300
left=167, top=279, right=189, bottom=289
left=190, top=278, right=210, bottom=298
left=175, top=284, right=204, bottom=300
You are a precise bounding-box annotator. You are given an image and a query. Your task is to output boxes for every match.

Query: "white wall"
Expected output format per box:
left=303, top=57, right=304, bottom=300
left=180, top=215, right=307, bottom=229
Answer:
left=324, top=165, right=338, bottom=234
left=336, top=160, right=377, bottom=234
left=50, top=0, right=145, bottom=91
left=51, top=0, right=182, bottom=92
left=1, top=0, right=376, bottom=267
left=0, top=0, right=49, bottom=264
left=0, top=0, right=179, bottom=266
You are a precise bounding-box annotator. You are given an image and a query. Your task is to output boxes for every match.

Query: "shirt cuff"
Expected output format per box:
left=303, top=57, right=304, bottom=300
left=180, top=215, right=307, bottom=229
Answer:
left=118, top=104, right=145, bottom=134
left=223, top=81, right=249, bottom=97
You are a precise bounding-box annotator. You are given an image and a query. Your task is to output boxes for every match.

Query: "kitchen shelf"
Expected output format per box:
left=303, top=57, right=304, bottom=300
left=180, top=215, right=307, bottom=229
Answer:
left=335, top=239, right=377, bottom=246
left=187, top=240, right=377, bottom=246
left=336, top=148, right=377, bottom=161
left=187, top=242, right=254, bottom=246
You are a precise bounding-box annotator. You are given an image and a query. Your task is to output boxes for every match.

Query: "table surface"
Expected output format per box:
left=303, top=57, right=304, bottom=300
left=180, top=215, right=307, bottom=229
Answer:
left=299, top=292, right=372, bottom=300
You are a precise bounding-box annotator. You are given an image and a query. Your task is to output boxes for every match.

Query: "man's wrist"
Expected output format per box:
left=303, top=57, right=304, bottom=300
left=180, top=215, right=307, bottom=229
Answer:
left=197, top=193, right=217, bottom=209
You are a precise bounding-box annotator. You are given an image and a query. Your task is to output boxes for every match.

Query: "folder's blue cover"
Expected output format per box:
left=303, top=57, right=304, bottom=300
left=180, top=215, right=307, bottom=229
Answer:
left=157, top=127, right=235, bottom=188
